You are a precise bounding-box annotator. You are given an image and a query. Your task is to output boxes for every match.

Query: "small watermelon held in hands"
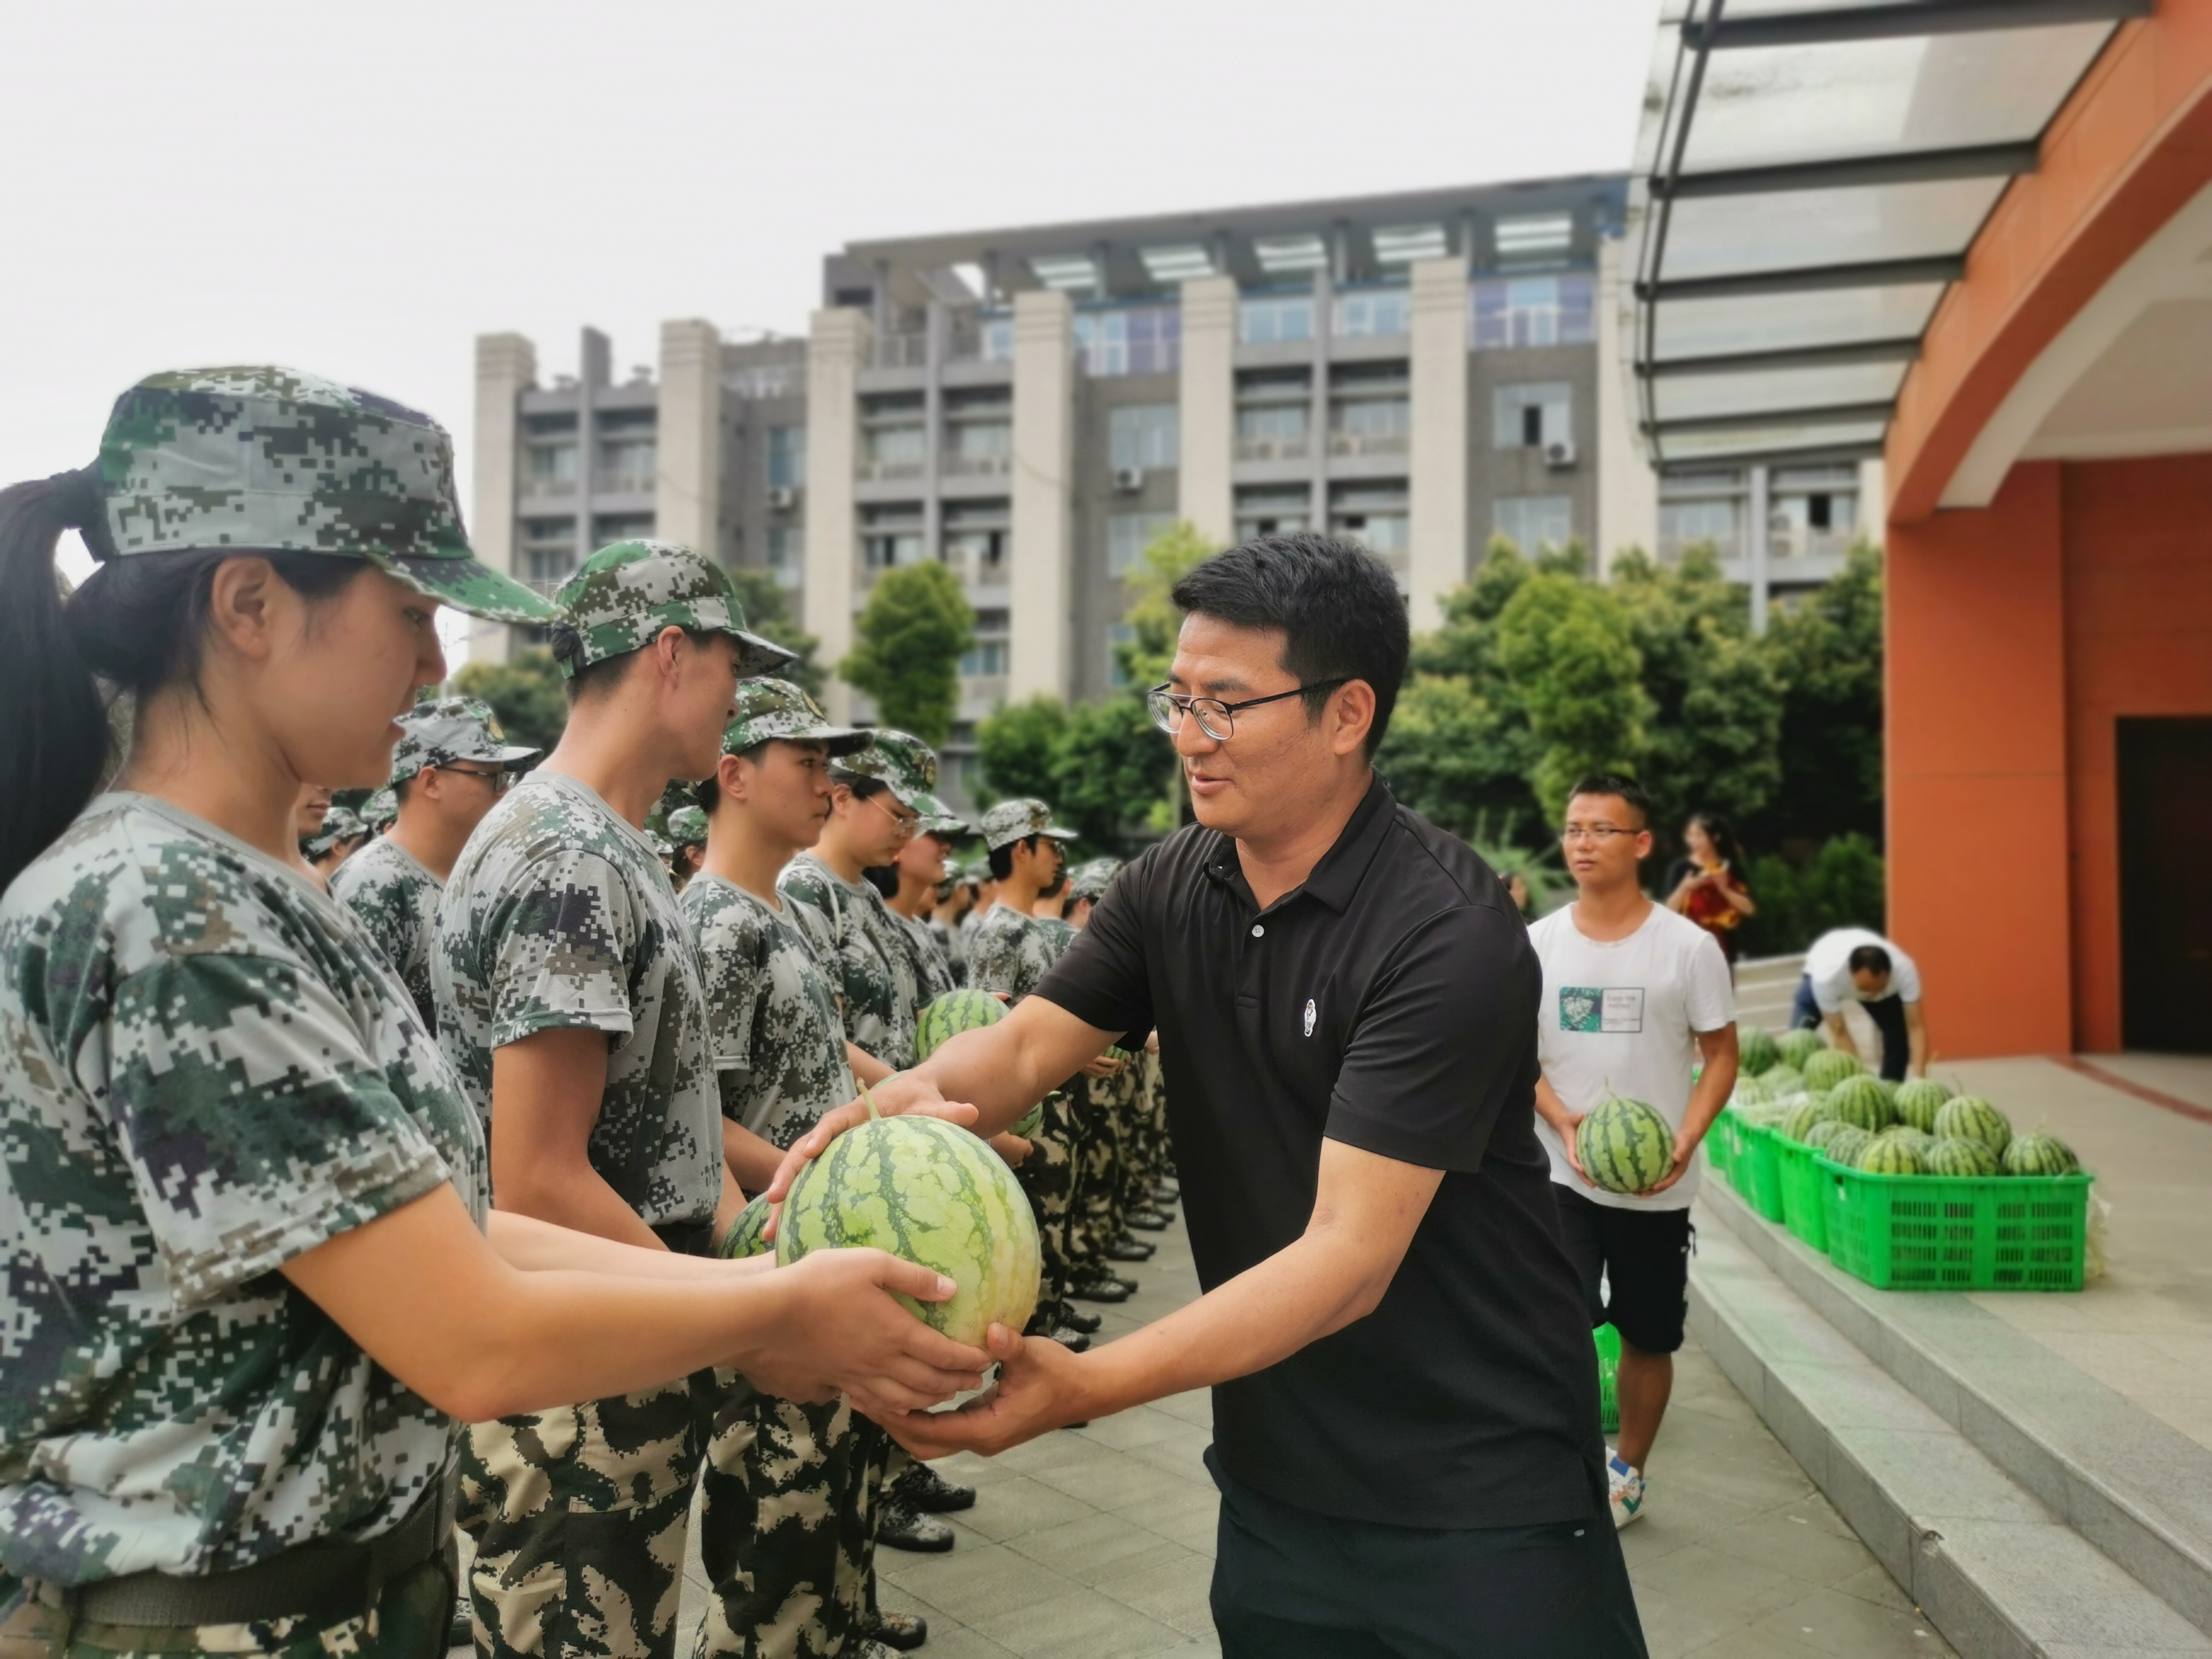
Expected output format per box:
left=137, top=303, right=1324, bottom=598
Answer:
left=1576, top=1093, right=1678, bottom=1196
left=914, top=988, right=1007, bottom=1062
left=1894, top=1078, right=1952, bottom=1134
left=1935, top=1096, right=2012, bottom=1157
left=2002, top=1131, right=2080, bottom=1176
left=717, top=1194, right=774, bottom=1259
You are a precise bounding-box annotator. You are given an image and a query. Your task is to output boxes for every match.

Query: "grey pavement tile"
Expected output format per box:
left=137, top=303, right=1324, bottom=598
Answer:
left=1630, top=1540, right=1809, bottom=1619
left=1701, top=1506, right=1890, bottom=1586
left=1680, top=1629, right=1830, bottom=1658
left=1150, top=1389, right=1214, bottom=1429
left=1030, top=1449, right=1207, bottom=1512
left=1126, top=1484, right=1222, bottom=1557
left=1663, top=1449, right=1818, bottom=1516
left=936, top=1472, right=1095, bottom=1543
left=1073, top=1405, right=1188, bottom=1451
left=1935, top=1520, right=2212, bottom=1650
left=1093, top=1551, right=1219, bottom=1639
left=970, top=1584, right=1188, bottom=1659
left=1846, top=1429, right=2056, bottom=1524
left=1003, top=1509, right=1199, bottom=1587
left=1834, top=1563, right=1923, bottom=1614
left=1120, top=1429, right=1216, bottom=1484
left=1740, top=1585, right=1954, bottom=1658
left=876, top=1538, right=1078, bottom=1626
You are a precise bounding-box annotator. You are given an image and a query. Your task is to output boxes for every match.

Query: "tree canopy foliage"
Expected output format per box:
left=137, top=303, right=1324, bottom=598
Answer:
left=840, top=561, right=974, bottom=745
left=727, top=568, right=824, bottom=700
left=454, top=649, right=569, bottom=755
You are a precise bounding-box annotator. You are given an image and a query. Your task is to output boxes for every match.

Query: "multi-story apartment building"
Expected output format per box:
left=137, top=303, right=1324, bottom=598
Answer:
left=474, top=176, right=1877, bottom=800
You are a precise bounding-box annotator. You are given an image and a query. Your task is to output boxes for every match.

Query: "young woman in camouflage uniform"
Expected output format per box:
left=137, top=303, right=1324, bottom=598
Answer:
left=0, top=370, right=989, bottom=1659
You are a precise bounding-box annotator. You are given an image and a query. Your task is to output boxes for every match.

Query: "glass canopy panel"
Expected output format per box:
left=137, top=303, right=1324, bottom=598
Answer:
left=1655, top=419, right=1888, bottom=464
left=1651, top=283, right=1945, bottom=360
left=1658, top=0, right=1928, bottom=19
left=1678, top=24, right=2116, bottom=173
left=1657, top=174, right=2006, bottom=280
left=1648, top=361, right=1908, bottom=424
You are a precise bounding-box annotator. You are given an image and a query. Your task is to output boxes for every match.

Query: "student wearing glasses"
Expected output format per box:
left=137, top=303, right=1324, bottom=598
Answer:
left=333, top=697, right=539, bottom=1035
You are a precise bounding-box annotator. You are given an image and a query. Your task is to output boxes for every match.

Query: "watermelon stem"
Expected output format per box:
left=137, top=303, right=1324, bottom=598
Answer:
left=854, top=1069, right=883, bottom=1123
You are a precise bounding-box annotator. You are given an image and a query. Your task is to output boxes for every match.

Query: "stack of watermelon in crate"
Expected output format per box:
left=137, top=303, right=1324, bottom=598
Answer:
left=1715, top=1031, right=2093, bottom=1290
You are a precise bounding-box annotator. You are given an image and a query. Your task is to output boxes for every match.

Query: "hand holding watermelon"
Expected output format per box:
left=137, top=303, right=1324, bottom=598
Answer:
left=734, top=1247, right=993, bottom=1417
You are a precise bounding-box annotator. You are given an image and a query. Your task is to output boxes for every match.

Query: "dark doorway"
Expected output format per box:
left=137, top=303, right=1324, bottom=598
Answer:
left=2119, top=718, right=2212, bottom=1053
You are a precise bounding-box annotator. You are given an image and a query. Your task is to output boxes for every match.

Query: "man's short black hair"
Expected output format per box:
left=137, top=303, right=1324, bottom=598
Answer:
left=1848, top=944, right=1894, bottom=977
left=554, top=625, right=720, bottom=706
left=987, top=833, right=1042, bottom=882
left=1566, top=773, right=1654, bottom=830
left=1169, top=532, right=1410, bottom=758
left=692, top=739, right=772, bottom=815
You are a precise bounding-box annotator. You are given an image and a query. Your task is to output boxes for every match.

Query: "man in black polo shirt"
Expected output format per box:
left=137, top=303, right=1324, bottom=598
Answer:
left=770, top=534, right=1643, bottom=1655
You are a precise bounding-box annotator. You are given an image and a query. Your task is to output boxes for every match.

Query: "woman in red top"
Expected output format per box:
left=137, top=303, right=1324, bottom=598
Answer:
left=1664, top=812, right=1757, bottom=967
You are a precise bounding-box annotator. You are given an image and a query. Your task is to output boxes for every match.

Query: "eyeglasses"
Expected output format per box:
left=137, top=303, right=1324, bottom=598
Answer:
left=865, top=793, right=920, bottom=840
left=1146, top=679, right=1351, bottom=742
left=1559, top=825, right=1640, bottom=843
left=438, top=765, right=514, bottom=792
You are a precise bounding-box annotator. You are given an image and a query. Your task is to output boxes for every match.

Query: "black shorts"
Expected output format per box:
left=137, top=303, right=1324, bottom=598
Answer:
left=1552, top=1185, right=1692, bottom=1356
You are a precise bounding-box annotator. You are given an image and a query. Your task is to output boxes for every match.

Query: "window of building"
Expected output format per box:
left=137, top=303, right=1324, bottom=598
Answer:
left=1330, top=482, right=1410, bottom=578
left=765, top=525, right=804, bottom=589
left=1493, top=382, right=1573, bottom=450
left=1235, top=484, right=1311, bottom=543
left=1109, top=511, right=1176, bottom=576
left=1237, top=404, right=1309, bottom=441
left=943, top=390, right=1011, bottom=477
left=1769, top=466, right=1860, bottom=559
left=1074, top=306, right=1180, bottom=376
left=1333, top=287, right=1411, bottom=338
left=1107, top=622, right=1138, bottom=688
left=1470, top=272, right=1596, bottom=350
left=766, top=425, right=806, bottom=491
left=524, top=442, right=577, bottom=494
left=1329, top=362, right=1410, bottom=455
left=1239, top=293, right=1315, bottom=346
left=1493, top=494, right=1574, bottom=552
left=860, top=395, right=925, bottom=480
left=962, top=607, right=1011, bottom=679
left=521, top=518, right=577, bottom=588
left=592, top=514, right=655, bottom=549
left=597, top=436, right=655, bottom=492
left=1658, top=497, right=1741, bottom=561
left=1108, top=404, right=1179, bottom=472
left=942, top=500, right=1009, bottom=579
left=1235, top=368, right=1310, bottom=460
left=862, top=504, right=924, bottom=572
left=525, top=412, right=577, bottom=437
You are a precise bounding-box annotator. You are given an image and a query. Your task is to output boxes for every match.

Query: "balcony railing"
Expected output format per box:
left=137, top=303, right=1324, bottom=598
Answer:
left=947, top=315, right=1015, bottom=364
left=592, top=471, right=655, bottom=496
left=873, top=332, right=930, bottom=370
left=520, top=473, right=576, bottom=498
left=942, top=452, right=1011, bottom=478
left=856, top=457, right=925, bottom=482
left=1235, top=437, right=1310, bottom=463
left=1327, top=432, right=1410, bottom=458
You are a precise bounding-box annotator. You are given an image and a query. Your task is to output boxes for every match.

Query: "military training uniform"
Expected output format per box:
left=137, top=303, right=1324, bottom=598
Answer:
left=434, top=540, right=791, bottom=1659
left=0, top=366, right=555, bottom=1659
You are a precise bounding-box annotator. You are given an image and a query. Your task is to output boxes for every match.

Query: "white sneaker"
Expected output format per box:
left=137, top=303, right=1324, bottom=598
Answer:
left=1608, top=1453, right=1646, bottom=1529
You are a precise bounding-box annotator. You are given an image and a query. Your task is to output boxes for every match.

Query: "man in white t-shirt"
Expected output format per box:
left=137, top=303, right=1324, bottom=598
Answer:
left=1530, top=774, right=1737, bottom=1532
left=1792, top=927, right=1928, bottom=1082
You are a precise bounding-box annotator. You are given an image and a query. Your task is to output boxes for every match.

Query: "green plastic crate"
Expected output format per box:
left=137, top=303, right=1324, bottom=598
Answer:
left=1735, top=1122, right=1788, bottom=1224
left=1595, top=1322, right=1621, bottom=1435
left=1706, top=1110, right=1735, bottom=1179
left=1770, top=1133, right=1831, bottom=1253
left=1725, top=1114, right=1760, bottom=1201
left=1818, top=1159, right=2093, bottom=1291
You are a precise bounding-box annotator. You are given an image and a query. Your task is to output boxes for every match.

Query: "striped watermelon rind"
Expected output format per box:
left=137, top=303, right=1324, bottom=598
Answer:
left=2002, top=1131, right=2079, bottom=1176
left=1781, top=1096, right=1835, bottom=1144
left=1577, top=1095, right=1677, bottom=1195
left=1776, top=1029, right=1824, bottom=1070
left=1934, top=1096, right=2012, bottom=1156
left=1855, top=1136, right=1925, bottom=1175
left=717, top=1193, right=774, bottom=1259
left=914, top=989, right=1007, bottom=1062
left=1894, top=1078, right=1952, bottom=1134
left=1828, top=1076, right=1894, bottom=1133
left=778, top=1110, right=1042, bottom=1346
left=1739, top=1027, right=1780, bottom=1077
left=1801, top=1048, right=1865, bottom=1093
left=1928, top=1137, right=2000, bottom=1176
left=1011, top=1101, right=1045, bottom=1140
left=1802, top=1118, right=1853, bottom=1152
left=1822, top=1127, right=1874, bottom=1167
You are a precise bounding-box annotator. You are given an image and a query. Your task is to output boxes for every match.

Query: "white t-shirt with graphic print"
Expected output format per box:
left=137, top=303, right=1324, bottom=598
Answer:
left=1528, top=901, right=1735, bottom=1213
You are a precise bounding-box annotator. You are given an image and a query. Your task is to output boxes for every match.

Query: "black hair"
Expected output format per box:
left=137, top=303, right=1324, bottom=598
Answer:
left=1685, top=809, right=1741, bottom=867
left=0, top=469, right=360, bottom=893
left=836, top=773, right=892, bottom=804
left=1168, top=532, right=1410, bottom=758
left=692, top=738, right=773, bottom=816
left=987, top=833, right=1042, bottom=882
left=554, top=622, right=719, bottom=706
left=1847, top=944, right=1893, bottom=977
left=393, top=775, right=415, bottom=807
left=862, top=865, right=899, bottom=900
left=1566, top=773, right=1654, bottom=831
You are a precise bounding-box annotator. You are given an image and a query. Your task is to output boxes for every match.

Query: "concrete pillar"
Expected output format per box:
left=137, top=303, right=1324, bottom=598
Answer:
left=472, top=332, right=535, bottom=666
left=1748, top=465, right=1772, bottom=635
left=1177, top=276, right=1236, bottom=548
left=806, top=308, right=869, bottom=723
left=1010, top=289, right=1074, bottom=702
left=1595, top=236, right=1658, bottom=577
left=655, top=319, right=723, bottom=560
left=1407, top=255, right=1470, bottom=630
left=1859, top=456, right=1888, bottom=544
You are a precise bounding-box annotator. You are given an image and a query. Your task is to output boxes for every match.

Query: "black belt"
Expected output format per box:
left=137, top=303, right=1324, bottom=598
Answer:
left=64, top=1473, right=454, bottom=1628
left=654, top=1218, right=714, bottom=1257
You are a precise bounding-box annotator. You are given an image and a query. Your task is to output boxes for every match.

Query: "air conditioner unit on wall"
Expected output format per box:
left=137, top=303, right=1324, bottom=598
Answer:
left=1113, top=467, right=1145, bottom=494
left=767, top=486, right=799, bottom=510
left=1543, top=440, right=1578, bottom=469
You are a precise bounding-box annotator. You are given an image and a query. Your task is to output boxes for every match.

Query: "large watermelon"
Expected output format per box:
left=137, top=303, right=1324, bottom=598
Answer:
left=1822, top=1127, right=1874, bottom=1167
left=717, top=1194, right=774, bottom=1259
left=778, top=1090, right=1042, bottom=1346
left=1935, top=1096, right=2012, bottom=1156
left=1803, top=1118, right=1854, bottom=1153
left=2002, top=1132, right=2080, bottom=1176
left=1739, top=1027, right=1780, bottom=1078
left=1856, top=1137, right=1925, bottom=1175
left=1762, top=1065, right=1805, bottom=1099
left=914, top=988, right=1007, bottom=1062
left=1828, top=1076, right=1894, bottom=1134
left=1895, top=1078, right=1952, bottom=1134
left=1777, top=1029, right=1824, bottom=1070
left=1576, top=1095, right=1678, bottom=1195
left=1782, top=1096, right=1835, bottom=1144
left=1802, top=1048, right=1865, bottom=1093
left=1928, top=1137, right=2000, bottom=1176
left=1880, top=1126, right=1939, bottom=1159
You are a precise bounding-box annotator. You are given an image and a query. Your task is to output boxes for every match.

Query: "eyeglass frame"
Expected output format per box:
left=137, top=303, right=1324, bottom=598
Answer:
left=1146, top=678, right=1353, bottom=742
left=863, top=791, right=922, bottom=840
left=1558, top=825, right=1644, bottom=844
left=431, top=763, right=517, bottom=792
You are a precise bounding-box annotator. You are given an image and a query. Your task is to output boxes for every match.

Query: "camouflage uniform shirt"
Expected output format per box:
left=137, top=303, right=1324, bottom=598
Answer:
left=0, top=794, right=484, bottom=1586
left=967, top=902, right=1075, bottom=1004
left=678, top=874, right=852, bottom=1152
left=776, top=853, right=922, bottom=1070
left=434, top=772, right=720, bottom=1228
left=897, top=912, right=959, bottom=1004
left=330, top=834, right=443, bottom=1034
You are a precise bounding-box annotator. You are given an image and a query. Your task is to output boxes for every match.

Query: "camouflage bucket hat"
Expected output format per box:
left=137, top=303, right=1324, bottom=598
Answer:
left=92, top=367, right=556, bottom=625
left=301, top=805, right=366, bottom=859
left=832, top=729, right=938, bottom=809
left=362, top=786, right=398, bottom=831
left=389, top=695, right=540, bottom=785
left=554, top=540, right=794, bottom=679
left=979, top=798, right=1078, bottom=851
left=665, top=805, right=709, bottom=848
left=913, top=793, right=969, bottom=837
left=723, top=678, right=871, bottom=757
left=1066, top=857, right=1124, bottom=901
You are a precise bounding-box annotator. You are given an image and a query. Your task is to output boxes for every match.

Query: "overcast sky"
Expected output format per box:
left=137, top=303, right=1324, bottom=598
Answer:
left=7, top=0, right=1658, bottom=645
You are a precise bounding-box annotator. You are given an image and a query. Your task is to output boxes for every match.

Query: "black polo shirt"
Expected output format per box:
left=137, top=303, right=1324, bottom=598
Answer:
left=1035, top=774, right=1602, bottom=1530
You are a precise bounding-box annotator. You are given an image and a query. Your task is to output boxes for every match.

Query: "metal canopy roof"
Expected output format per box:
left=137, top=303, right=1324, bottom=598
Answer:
left=1629, top=0, right=2148, bottom=474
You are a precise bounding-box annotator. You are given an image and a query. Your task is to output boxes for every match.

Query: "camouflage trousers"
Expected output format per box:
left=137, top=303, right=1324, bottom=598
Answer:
left=0, top=1555, right=454, bottom=1659
left=1124, top=1051, right=1171, bottom=1202
left=1073, top=1071, right=1130, bottom=1256
left=691, top=1379, right=891, bottom=1659
left=1013, top=1088, right=1085, bottom=1323
left=459, top=1376, right=706, bottom=1659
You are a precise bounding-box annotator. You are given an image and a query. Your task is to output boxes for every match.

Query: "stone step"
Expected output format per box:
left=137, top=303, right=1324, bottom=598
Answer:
left=1689, top=1210, right=2212, bottom=1657
left=1700, top=1175, right=2212, bottom=1645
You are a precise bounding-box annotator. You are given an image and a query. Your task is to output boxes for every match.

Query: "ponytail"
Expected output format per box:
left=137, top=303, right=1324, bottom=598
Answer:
left=0, top=471, right=358, bottom=893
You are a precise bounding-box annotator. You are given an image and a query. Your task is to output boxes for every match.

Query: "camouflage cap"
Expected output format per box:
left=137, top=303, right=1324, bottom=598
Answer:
left=362, top=786, right=397, bottom=831
left=92, top=367, right=555, bottom=625
left=301, top=805, right=367, bottom=859
left=648, top=831, right=674, bottom=860
left=665, top=805, right=709, bottom=848
left=979, top=798, right=1078, bottom=851
left=722, top=678, right=871, bottom=758
left=831, top=729, right=939, bottom=809
left=389, top=695, right=539, bottom=785
left=913, top=793, right=970, bottom=837
left=554, top=540, right=794, bottom=680
left=1065, top=857, right=1125, bottom=901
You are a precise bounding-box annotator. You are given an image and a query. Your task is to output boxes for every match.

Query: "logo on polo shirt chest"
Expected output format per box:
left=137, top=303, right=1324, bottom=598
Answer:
left=1303, top=998, right=1317, bottom=1037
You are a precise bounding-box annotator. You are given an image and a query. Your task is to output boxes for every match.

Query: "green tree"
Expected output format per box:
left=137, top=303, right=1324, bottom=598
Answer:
left=1374, top=673, right=1531, bottom=840
left=840, top=562, right=974, bottom=745
left=1755, top=539, right=1885, bottom=846
left=1049, top=693, right=1181, bottom=853
left=1113, top=521, right=1218, bottom=690
left=974, top=694, right=1068, bottom=806
left=454, top=649, right=568, bottom=754
left=726, top=568, right=824, bottom=699
left=1495, top=570, right=1652, bottom=820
